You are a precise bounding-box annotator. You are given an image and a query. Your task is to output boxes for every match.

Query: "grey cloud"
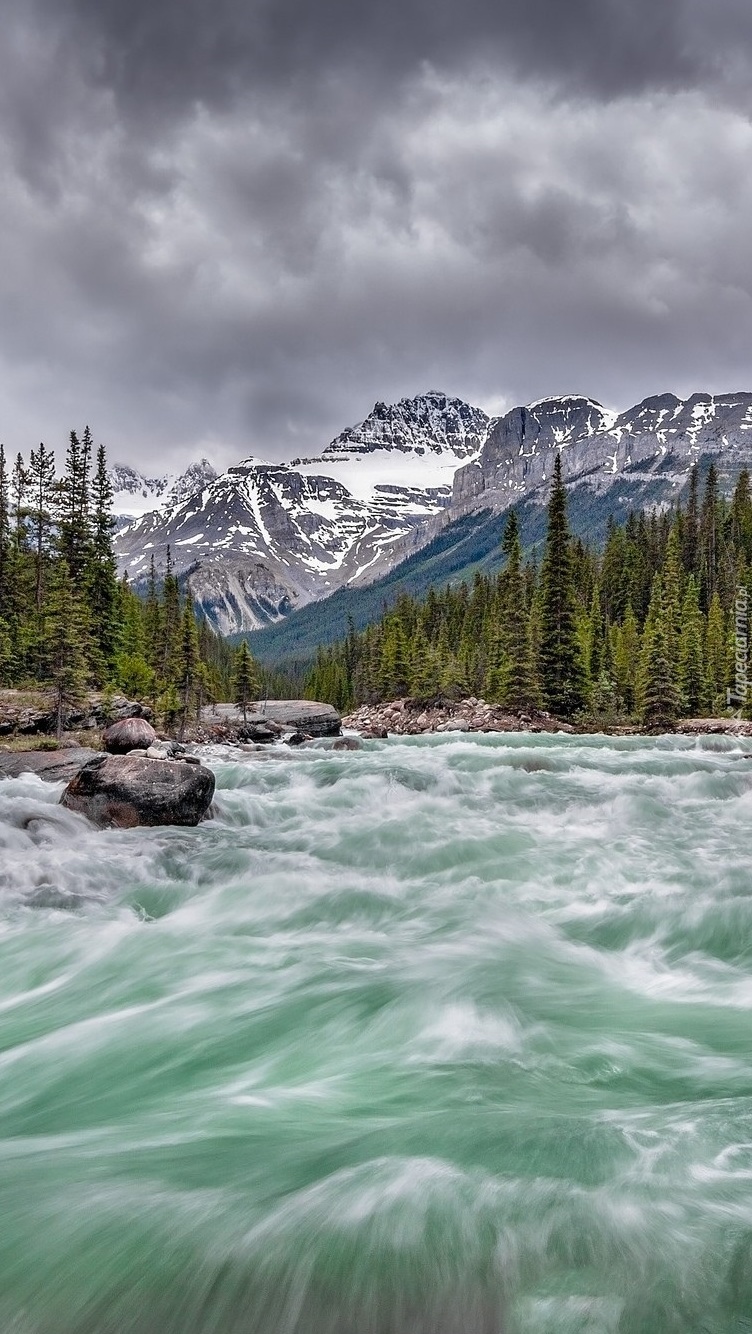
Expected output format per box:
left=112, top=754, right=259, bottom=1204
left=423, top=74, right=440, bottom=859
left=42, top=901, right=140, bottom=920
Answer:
left=21, top=0, right=752, bottom=119
left=1, top=0, right=752, bottom=474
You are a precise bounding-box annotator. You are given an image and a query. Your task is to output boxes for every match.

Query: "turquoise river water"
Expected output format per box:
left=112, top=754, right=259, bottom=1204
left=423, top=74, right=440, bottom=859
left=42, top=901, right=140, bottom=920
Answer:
left=2, top=733, right=752, bottom=1333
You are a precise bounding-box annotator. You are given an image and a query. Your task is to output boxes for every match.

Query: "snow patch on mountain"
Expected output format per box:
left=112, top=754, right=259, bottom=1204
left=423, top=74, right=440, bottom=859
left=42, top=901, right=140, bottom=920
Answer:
left=110, top=459, right=218, bottom=521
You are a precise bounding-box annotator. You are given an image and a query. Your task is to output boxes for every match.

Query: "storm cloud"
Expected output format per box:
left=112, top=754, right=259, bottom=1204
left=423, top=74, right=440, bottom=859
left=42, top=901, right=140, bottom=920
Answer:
left=2, top=0, right=752, bottom=471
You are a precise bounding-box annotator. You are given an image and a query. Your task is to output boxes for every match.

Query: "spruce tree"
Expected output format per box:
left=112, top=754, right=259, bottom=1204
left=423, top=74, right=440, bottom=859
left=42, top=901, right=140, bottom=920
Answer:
left=637, top=575, right=679, bottom=729
left=497, top=509, right=535, bottom=710
left=409, top=625, right=441, bottom=700
left=730, top=469, right=752, bottom=560
left=45, top=560, right=91, bottom=740
left=700, top=463, right=719, bottom=610
left=233, top=640, right=260, bottom=722
left=677, top=577, right=707, bottom=716
left=587, top=582, right=605, bottom=684
left=539, top=454, right=587, bottom=717
left=661, top=524, right=683, bottom=664
left=683, top=464, right=699, bottom=575
left=380, top=620, right=410, bottom=699
left=161, top=546, right=181, bottom=683
left=11, top=453, right=29, bottom=552
left=0, top=444, right=10, bottom=631
left=57, top=429, right=92, bottom=579
left=87, top=443, right=119, bottom=675
left=705, top=593, right=728, bottom=710
left=177, top=591, right=200, bottom=739
left=612, top=604, right=640, bottom=715
left=28, top=442, right=56, bottom=618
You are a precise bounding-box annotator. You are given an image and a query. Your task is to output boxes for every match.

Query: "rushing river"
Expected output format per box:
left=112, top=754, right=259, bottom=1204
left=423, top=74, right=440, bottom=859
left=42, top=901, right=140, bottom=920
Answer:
left=2, top=733, right=752, bottom=1333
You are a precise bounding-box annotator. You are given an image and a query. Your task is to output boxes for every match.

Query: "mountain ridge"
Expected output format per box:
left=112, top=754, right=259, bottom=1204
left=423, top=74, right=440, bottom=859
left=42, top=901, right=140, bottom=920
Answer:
left=113, top=389, right=752, bottom=636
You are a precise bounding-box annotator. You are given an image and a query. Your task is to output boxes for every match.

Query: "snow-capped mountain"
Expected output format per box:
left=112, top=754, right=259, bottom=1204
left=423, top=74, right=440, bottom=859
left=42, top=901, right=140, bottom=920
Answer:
left=453, top=391, right=752, bottom=512
left=110, top=460, right=218, bottom=523
left=113, top=389, right=752, bottom=636
left=114, top=451, right=457, bottom=636
left=114, top=393, right=490, bottom=633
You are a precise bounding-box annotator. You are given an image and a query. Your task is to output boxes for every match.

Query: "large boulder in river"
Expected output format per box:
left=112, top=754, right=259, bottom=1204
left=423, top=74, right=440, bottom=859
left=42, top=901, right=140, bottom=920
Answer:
left=200, top=700, right=341, bottom=737
left=60, top=754, right=215, bottom=828
left=102, top=717, right=158, bottom=754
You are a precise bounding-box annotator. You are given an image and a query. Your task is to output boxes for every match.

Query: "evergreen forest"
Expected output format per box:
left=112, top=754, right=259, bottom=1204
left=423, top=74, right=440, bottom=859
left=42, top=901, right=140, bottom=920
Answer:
left=0, top=431, right=238, bottom=735
left=305, top=455, right=752, bottom=727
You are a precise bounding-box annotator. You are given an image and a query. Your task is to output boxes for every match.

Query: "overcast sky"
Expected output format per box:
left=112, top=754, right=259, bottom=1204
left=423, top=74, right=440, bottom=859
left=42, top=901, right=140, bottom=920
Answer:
left=2, top=0, right=752, bottom=473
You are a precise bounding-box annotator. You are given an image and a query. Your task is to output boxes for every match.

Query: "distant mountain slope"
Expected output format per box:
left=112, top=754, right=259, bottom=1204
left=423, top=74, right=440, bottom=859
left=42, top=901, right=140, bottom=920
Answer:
left=114, top=389, right=752, bottom=638
left=114, top=392, right=489, bottom=632
left=246, top=457, right=721, bottom=667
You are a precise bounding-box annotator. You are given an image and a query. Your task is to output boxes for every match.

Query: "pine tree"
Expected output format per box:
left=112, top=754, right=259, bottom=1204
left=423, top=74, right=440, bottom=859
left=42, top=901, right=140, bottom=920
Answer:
left=409, top=624, right=441, bottom=700
left=587, top=582, right=605, bottom=684
left=380, top=620, right=410, bottom=699
left=161, top=546, right=181, bottom=683
left=45, top=560, right=91, bottom=741
left=233, top=640, right=260, bottom=722
left=637, top=575, right=679, bottom=729
left=11, top=453, right=29, bottom=552
left=662, top=523, right=683, bottom=664
left=705, top=593, right=728, bottom=710
left=677, top=577, right=707, bottom=716
left=612, top=603, right=640, bottom=715
left=177, top=591, right=201, bottom=739
left=0, top=444, right=10, bottom=619
left=700, top=463, right=719, bottom=610
left=683, top=464, right=699, bottom=575
left=57, top=429, right=92, bottom=579
left=730, top=469, right=752, bottom=561
left=28, top=442, right=56, bottom=633
left=87, top=443, right=119, bottom=676
left=497, top=509, right=535, bottom=710
left=539, top=455, right=587, bottom=717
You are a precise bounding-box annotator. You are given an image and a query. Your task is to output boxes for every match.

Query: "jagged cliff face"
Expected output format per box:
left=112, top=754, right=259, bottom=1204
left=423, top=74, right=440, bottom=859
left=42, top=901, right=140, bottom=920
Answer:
left=452, top=392, right=752, bottom=511
left=114, top=389, right=752, bottom=635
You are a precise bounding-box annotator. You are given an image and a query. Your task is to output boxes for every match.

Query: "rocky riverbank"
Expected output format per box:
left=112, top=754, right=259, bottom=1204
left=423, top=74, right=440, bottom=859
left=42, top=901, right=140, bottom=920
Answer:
left=342, top=698, right=575, bottom=736
left=342, top=698, right=752, bottom=738
left=0, top=689, right=152, bottom=739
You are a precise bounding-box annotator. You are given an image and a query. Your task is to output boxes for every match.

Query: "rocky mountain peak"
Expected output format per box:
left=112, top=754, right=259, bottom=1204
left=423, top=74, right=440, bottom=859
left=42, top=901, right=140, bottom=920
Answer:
left=322, top=390, right=489, bottom=460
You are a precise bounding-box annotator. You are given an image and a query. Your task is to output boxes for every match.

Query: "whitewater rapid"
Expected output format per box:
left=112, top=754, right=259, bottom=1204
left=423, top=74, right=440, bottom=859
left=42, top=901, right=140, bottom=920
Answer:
left=2, top=733, right=752, bottom=1332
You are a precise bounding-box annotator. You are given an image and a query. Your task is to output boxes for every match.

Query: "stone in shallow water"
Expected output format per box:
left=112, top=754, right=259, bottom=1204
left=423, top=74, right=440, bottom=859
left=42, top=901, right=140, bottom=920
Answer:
left=60, top=754, right=215, bottom=828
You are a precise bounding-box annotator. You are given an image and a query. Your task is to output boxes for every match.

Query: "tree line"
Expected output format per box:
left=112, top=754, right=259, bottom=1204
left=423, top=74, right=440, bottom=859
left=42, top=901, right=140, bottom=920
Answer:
left=0, top=431, right=262, bottom=736
left=305, top=455, right=752, bottom=727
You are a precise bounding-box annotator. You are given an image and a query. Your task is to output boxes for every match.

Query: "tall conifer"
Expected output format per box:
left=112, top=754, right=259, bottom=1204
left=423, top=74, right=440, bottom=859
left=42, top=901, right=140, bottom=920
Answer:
left=539, top=454, right=587, bottom=717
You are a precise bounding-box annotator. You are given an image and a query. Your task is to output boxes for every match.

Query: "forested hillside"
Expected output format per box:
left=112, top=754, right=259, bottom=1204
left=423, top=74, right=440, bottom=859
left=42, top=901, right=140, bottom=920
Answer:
left=306, top=457, right=752, bottom=727
left=0, top=431, right=237, bottom=735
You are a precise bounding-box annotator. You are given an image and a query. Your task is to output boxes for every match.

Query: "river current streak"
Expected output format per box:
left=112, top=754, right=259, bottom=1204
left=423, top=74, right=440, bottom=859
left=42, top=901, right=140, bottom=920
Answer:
left=1, top=733, right=752, bottom=1333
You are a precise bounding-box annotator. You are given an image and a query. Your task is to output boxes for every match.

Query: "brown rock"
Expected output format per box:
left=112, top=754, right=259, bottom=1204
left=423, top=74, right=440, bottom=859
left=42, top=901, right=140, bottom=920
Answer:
left=102, top=717, right=158, bottom=754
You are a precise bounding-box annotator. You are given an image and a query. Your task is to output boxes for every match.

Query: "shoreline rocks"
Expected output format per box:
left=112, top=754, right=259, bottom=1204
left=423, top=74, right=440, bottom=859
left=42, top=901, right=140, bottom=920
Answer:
left=675, top=718, right=752, bottom=736
left=60, top=754, right=215, bottom=828
left=342, top=698, right=575, bottom=736
left=343, top=699, right=752, bottom=738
